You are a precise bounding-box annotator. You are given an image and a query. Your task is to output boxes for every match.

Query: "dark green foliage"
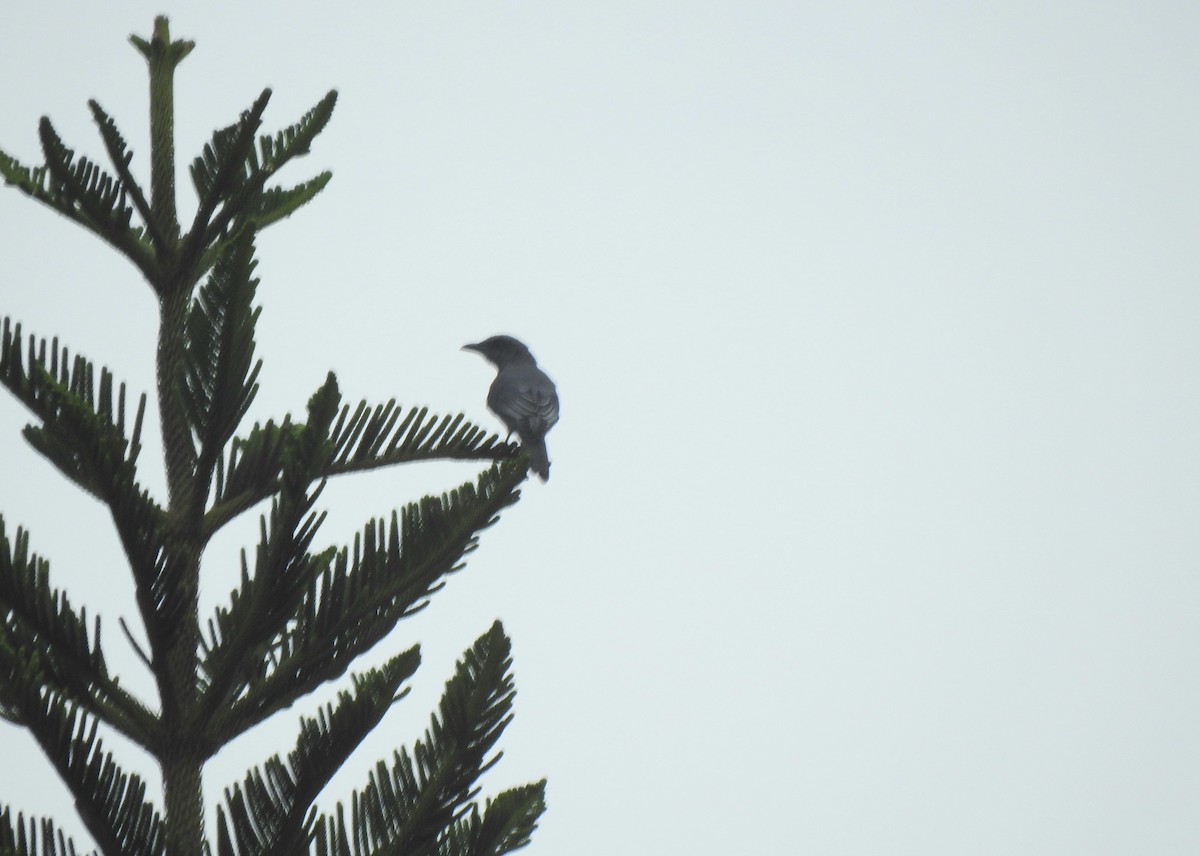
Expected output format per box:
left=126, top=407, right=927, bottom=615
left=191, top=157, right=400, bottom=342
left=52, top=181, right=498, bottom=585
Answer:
left=0, top=806, right=83, bottom=856
left=0, top=319, right=147, bottom=503
left=309, top=624, right=541, bottom=856
left=199, top=462, right=527, bottom=747
left=0, top=684, right=163, bottom=856
left=182, top=89, right=337, bottom=283
left=202, top=374, right=521, bottom=539
left=0, top=134, right=157, bottom=283
left=0, top=16, right=545, bottom=856
left=0, top=522, right=156, bottom=744
left=88, top=100, right=162, bottom=252
left=182, top=228, right=263, bottom=495
left=435, top=783, right=548, bottom=856
left=213, top=648, right=422, bottom=856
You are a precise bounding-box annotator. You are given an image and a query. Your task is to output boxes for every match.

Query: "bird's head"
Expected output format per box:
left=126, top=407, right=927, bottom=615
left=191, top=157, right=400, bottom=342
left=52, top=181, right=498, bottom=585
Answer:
left=462, top=334, right=535, bottom=367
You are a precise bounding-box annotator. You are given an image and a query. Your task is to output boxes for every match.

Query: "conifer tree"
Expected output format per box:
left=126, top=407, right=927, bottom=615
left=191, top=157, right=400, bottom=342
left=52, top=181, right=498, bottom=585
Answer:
left=0, top=17, right=546, bottom=856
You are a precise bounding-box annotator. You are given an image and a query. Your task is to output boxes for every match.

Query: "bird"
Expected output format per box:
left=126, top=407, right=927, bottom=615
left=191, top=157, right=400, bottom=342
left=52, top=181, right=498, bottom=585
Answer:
left=463, top=335, right=559, bottom=481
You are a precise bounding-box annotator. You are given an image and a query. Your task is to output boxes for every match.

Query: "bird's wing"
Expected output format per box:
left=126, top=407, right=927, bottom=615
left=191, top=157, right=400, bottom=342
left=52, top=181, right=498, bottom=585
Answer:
left=509, top=384, right=559, bottom=430
left=490, top=370, right=559, bottom=434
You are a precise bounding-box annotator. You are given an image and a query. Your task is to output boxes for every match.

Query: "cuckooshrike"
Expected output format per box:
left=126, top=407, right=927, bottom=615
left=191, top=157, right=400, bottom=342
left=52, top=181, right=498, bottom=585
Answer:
left=463, top=335, right=560, bottom=481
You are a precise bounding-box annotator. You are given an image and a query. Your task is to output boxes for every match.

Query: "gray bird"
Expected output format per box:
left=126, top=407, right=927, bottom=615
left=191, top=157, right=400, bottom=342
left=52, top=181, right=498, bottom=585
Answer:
left=463, top=335, right=559, bottom=481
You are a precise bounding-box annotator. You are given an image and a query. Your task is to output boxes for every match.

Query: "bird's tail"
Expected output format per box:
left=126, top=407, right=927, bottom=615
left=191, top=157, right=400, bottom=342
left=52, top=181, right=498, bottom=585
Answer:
left=524, top=437, right=550, bottom=481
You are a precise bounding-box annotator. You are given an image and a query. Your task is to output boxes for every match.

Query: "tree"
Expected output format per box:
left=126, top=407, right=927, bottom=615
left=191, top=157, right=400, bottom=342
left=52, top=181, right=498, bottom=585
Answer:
left=0, top=16, right=546, bottom=856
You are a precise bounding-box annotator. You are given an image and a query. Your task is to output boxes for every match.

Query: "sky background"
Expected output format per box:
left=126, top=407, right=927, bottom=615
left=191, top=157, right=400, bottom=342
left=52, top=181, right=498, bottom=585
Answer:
left=2, top=2, right=1199, bottom=853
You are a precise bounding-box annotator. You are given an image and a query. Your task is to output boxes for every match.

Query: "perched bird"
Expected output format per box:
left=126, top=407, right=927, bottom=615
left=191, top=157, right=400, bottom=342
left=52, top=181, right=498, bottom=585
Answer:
left=463, top=335, right=559, bottom=481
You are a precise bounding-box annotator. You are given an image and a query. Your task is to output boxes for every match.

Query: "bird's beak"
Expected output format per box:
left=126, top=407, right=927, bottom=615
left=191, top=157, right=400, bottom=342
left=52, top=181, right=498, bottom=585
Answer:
left=462, top=343, right=481, bottom=353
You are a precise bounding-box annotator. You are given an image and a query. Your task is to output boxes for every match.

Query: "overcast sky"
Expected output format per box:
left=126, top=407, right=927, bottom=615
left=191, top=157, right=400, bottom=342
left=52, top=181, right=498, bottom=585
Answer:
left=2, top=2, right=1199, bottom=854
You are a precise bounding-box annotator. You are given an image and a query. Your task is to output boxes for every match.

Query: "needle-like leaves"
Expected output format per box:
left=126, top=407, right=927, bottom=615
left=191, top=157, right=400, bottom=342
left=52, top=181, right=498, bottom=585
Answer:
left=434, top=783, right=547, bottom=856
left=0, top=318, right=147, bottom=501
left=212, top=647, right=421, bottom=856
left=209, top=416, right=295, bottom=520
left=0, top=684, right=164, bottom=856
left=326, top=399, right=517, bottom=476
left=185, top=90, right=336, bottom=283
left=87, top=100, right=164, bottom=255
left=185, top=90, right=272, bottom=258
left=248, top=172, right=332, bottom=230
left=0, top=319, right=173, bottom=648
left=205, top=383, right=519, bottom=538
left=310, top=622, right=523, bottom=856
left=37, top=117, right=157, bottom=282
left=0, top=139, right=156, bottom=286
left=0, top=520, right=156, bottom=745
left=201, top=461, right=524, bottom=745
left=0, top=18, right=545, bottom=855
left=182, top=228, right=263, bottom=496
left=198, top=486, right=331, bottom=727
left=0, top=806, right=86, bottom=856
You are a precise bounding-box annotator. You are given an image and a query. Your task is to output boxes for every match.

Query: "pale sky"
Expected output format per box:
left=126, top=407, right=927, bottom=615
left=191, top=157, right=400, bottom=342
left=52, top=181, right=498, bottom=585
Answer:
left=2, top=3, right=1199, bottom=854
